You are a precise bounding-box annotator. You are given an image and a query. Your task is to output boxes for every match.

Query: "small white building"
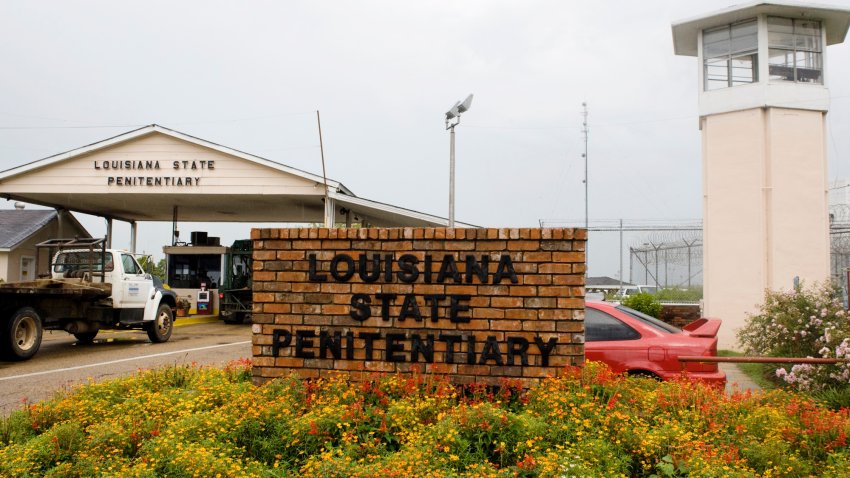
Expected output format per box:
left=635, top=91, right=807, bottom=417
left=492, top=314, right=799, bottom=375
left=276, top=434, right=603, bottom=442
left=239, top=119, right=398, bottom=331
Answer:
left=0, top=206, right=90, bottom=282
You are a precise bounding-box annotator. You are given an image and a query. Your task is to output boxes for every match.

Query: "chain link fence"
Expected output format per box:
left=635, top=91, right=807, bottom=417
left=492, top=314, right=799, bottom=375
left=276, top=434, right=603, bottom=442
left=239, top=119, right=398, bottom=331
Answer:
left=542, top=217, right=850, bottom=300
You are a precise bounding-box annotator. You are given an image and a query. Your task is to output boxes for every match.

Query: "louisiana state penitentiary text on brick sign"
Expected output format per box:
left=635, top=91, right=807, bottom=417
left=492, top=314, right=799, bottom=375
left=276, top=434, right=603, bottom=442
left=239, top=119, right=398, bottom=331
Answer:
left=250, top=227, right=586, bottom=387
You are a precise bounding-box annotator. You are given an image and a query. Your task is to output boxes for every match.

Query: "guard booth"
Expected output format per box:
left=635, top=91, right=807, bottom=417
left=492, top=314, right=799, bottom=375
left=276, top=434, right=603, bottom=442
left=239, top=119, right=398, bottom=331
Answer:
left=163, top=231, right=225, bottom=315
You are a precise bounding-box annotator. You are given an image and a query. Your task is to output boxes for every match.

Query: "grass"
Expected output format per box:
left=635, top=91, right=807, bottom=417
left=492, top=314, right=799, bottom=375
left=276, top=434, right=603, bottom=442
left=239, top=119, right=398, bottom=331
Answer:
left=718, top=349, right=777, bottom=390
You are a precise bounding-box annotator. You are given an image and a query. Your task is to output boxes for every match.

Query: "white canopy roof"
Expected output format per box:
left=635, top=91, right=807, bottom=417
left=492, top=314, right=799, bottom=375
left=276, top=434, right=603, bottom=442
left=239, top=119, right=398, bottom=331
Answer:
left=0, top=124, right=471, bottom=228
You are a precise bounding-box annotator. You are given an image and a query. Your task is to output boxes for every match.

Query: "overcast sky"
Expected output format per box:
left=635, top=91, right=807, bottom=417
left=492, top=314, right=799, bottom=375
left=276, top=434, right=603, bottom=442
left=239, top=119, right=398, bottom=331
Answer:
left=2, top=0, right=849, bottom=279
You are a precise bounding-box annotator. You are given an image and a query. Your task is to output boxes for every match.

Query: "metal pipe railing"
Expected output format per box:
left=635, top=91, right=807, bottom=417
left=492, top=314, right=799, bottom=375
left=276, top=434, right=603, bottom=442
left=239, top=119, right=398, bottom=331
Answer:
left=679, top=356, right=849, bottom=364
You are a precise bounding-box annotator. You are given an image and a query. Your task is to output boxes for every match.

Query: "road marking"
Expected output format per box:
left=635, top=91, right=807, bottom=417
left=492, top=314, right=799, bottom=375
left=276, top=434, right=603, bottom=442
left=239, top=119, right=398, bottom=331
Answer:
left=0, top=341, right=252, bottom=382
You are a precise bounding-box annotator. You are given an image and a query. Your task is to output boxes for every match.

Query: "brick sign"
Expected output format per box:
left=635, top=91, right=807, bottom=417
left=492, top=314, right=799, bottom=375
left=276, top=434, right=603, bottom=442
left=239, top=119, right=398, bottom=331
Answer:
left=251, top=227, right=586, bottom=386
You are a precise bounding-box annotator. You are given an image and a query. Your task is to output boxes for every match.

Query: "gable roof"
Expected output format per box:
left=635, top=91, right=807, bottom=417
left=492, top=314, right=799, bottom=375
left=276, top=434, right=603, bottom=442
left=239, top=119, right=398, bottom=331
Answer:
left=0, top=209, right=56, bottom=249
left=0, top=124, right=353, bottom=196
left=586, top=276, right=633, bottom=287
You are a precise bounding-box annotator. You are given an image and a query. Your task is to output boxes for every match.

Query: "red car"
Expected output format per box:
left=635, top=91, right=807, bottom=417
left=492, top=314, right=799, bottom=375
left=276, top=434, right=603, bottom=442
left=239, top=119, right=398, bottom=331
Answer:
left=584, top=301, right=726, bottom=386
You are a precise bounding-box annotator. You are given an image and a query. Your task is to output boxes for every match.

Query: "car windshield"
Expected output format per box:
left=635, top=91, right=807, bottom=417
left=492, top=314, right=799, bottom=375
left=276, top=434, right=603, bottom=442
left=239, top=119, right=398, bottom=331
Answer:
left=615, top=305, right=682, bottom=334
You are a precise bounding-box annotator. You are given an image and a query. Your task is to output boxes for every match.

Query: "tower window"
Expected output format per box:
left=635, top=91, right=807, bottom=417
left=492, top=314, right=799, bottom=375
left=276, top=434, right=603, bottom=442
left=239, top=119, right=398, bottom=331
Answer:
left=703, top=19, right=758, bottom=91
left=767, top=17, right=823, bottom=84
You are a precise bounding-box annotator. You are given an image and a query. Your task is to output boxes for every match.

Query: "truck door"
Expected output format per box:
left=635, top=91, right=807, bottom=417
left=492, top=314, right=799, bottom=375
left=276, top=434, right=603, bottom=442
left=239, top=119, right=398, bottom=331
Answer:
left=117, top=253, right=153, bottom=308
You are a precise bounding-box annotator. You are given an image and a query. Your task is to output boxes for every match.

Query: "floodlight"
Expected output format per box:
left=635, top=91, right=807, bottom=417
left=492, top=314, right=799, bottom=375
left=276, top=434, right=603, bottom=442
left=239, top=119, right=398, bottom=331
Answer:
left=444, top=93, right=474, bottom=228
left=445, top=101, right=461, bottom=119
left=457, top=94, right=473, bottom=113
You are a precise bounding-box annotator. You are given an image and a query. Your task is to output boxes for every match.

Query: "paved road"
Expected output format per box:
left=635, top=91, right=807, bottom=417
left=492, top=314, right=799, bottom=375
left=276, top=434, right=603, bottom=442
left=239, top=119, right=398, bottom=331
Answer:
left=0, top=319, right=252, bottom=416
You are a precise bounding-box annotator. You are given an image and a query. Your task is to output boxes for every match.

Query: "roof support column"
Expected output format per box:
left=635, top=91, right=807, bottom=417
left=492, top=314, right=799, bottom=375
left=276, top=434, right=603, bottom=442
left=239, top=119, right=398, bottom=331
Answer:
left=172, top=205, right=179, bottom=246
left=130, top=220, right=137, bottom=254
left=56, top=208, right=65, bottom=238
left=105, top=218, right=113, bottom=248
left=324, top=197, right=336, bottom=227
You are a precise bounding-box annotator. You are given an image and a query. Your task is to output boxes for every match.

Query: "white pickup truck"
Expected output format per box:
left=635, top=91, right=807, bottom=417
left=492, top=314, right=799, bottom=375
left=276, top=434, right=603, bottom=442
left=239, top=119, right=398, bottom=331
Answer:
left=0, top=238, right=177, bottom=361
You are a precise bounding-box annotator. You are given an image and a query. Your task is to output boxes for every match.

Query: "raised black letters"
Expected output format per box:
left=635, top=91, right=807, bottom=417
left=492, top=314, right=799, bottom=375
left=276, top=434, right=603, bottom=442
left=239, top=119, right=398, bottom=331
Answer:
left=440, top=334, right=461, bottom=364
left=295, top=330, right=316, bottom=358
left=424, top=294, right=446, bottom=322
left=319, top=331, right=343, bottom=359
left=385, top=333, right=406, bottom=362
left=478, top=336, right=504, bottom=365
left=398, top=294, right=423, bottom=321
left=410, top=334, right=435, bottom=363
left=330, top=254, right=355, bottom=281
left=534, top=336, right=558, bottom=366
left=308, top=254, right=327, bottom=282
left=437, top=255, right=461, bottom=283
left=374, top=293, right=397, bottom=321
left=272, top=329, right=292, bottom=357
left=506, top=337, right=529, bottom=366
left=350, top=294, right=371, bottom=321
left=360, top=332, right=381, bottom=361
left=493, top=255, right=519, bottom=284
left=465, top=255, right=489, bottom=284
left=396, top=254, right=420, bottom=283
left=358, top=254, right=381, bottom=282
left=449, top=295, right=471, bottom=323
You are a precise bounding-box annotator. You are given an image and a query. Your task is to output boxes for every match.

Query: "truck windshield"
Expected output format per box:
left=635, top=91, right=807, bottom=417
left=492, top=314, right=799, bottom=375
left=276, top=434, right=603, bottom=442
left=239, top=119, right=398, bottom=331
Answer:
left=53, top=252, right=114, bottom=273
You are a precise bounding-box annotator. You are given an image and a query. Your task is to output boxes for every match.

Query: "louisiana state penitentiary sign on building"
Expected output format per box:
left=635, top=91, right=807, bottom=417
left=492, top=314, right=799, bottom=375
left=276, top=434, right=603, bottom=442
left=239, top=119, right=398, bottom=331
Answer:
left=251, top=227, right=586, bottom=386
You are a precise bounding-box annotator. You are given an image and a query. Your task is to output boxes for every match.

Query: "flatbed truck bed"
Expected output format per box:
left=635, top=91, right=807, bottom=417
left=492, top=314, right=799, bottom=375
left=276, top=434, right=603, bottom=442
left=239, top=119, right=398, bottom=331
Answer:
left=0, top=279, right=111, bottom=298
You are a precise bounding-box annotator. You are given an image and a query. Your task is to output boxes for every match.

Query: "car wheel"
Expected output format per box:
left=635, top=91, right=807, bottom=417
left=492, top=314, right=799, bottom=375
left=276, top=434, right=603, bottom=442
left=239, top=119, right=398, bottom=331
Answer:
left=3, top=307, right=43, bottom=360
left=146, top=304, right=174, bottom=343
left=627, top=370, right=661, bottom=381
left=73, top=331, right=99, bottom=344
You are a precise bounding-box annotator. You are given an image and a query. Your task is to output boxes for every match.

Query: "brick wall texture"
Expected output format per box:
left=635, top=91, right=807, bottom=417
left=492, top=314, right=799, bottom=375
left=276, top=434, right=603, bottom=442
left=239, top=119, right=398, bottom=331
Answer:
left=250, top=227, right=586, bottom=387
left=660, top=304, right=702, bottom=328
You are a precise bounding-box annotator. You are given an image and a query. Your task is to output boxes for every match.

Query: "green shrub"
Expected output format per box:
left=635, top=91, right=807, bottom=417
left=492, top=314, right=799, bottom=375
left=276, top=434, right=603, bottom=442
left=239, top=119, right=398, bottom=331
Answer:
left=655, top=287, right=702, bottom=302
left=738, top=281, right=850, bottom=392
left=812, top=386, right=850, bottom=410
left=622, top=292, right=663, bottom=318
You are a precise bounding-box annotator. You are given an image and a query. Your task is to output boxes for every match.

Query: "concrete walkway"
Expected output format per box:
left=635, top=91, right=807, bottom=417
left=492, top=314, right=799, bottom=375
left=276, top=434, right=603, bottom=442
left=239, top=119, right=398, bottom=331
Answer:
left=720, top=363, right=762, bottom=393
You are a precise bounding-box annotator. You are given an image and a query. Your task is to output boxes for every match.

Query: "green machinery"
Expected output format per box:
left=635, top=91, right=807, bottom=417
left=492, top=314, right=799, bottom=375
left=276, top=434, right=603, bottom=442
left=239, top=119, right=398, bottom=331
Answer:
left=219, top=239, right=252, bottom=324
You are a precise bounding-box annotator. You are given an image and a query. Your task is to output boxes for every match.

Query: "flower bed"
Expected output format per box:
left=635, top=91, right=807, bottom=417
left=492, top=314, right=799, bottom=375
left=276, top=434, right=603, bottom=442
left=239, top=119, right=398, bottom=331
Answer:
left=1, top=360, right=848, bottom=477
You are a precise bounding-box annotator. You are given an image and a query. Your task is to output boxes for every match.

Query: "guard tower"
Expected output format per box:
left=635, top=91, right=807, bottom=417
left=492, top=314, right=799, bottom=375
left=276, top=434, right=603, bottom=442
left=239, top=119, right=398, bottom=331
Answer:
left=672, top=1, right=850, bottom=347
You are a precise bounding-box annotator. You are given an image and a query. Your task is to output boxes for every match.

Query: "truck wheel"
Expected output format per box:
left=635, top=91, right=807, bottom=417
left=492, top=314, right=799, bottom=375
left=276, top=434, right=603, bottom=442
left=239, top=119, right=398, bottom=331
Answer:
left=73, top=331, right=98, bottom=344
left=146, top=304, right=173, bottom=343
left=222, top=312, right=244, bottom=325
left=3, top=307, right=43, bottom=360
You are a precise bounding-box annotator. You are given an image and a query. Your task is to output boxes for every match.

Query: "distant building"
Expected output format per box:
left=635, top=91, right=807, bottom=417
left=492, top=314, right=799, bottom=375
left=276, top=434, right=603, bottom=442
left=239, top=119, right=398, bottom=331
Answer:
left=586, top=276, right=633, bottom=295
left=0, top=207, right=90, bottom=282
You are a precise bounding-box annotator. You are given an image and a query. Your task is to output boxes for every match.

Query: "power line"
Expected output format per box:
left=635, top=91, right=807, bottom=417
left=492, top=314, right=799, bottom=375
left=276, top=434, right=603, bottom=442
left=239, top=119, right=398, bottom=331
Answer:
left=0, top=124, right=144, bottom=130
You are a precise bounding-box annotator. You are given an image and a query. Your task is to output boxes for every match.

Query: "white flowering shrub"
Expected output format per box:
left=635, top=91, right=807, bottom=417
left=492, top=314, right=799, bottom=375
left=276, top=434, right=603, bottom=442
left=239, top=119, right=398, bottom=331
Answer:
left=737, top=282, right=850, bottom=391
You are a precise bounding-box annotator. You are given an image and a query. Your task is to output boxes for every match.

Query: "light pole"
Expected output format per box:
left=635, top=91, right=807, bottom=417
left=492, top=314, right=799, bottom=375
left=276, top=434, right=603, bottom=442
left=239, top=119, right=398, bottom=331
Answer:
left=445, top=94, right=473, bottom=227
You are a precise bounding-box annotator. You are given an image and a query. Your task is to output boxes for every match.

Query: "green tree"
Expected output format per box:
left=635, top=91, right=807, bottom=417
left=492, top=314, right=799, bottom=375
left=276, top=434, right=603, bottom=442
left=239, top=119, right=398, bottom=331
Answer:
left=138, top=256, right=167, bottom=282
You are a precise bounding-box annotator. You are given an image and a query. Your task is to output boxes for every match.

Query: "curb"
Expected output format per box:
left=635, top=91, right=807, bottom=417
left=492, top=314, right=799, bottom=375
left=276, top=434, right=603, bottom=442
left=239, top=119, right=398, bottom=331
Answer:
left=175, top=315, right=220, bottom=327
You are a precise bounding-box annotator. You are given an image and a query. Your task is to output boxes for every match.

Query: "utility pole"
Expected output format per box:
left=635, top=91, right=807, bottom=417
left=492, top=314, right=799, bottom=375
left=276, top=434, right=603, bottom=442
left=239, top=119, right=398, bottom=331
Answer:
left=619, top=219, right=624, bottom=292
left=581, top=102, right=589, bottom=271
left=317, top=111, right=331, bottom=227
